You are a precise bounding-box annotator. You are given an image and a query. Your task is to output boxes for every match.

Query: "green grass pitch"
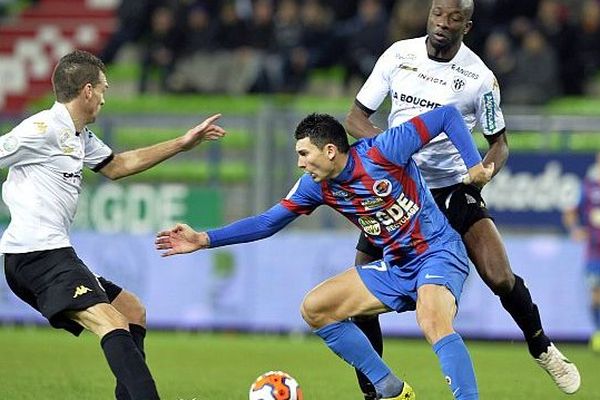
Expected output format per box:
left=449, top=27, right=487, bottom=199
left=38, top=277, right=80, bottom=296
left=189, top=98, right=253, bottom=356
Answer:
left=0, top=326, right=598, bottom=399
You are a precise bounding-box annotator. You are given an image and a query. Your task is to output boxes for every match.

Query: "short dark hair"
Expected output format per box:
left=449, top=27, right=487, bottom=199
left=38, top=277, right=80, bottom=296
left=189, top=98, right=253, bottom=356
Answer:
left=294, top=113, right=350, bottom=153
left=52, top=50, right=106, bottom=103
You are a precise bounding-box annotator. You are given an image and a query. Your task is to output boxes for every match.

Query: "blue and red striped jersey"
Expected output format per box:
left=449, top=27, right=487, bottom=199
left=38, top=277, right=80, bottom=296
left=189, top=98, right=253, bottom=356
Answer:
left=578, top=177, right=600, bottom=260
left=281, top=108, right=480, bottom=263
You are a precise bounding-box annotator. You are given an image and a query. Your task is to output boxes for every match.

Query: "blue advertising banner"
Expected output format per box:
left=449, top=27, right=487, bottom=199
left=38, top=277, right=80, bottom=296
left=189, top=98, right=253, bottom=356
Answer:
left=0, top=232, right=594, bottom=341
left=482, top=153, right=596, bottom=227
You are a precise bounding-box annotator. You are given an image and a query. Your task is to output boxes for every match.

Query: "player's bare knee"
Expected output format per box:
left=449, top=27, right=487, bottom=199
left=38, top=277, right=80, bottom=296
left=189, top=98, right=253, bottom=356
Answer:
left=113, top=290, right=146, bottom=326
left=300, top=293, right=328, bottom=329
left=417, top=314, right=452, bottom=344
left=124, top=294, right=146, bottom=326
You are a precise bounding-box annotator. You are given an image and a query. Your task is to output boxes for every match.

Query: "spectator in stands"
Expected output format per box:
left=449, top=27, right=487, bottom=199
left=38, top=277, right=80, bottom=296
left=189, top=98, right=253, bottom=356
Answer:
left=280, top=0, right=335, bottom=92
left=577, top=0, right=600, bottom=92
left=246, top=0, right=274, bottom=50
left=387, top=0, right=427, bottom=43
left=179, top=3, right=217, bottom=55
left=139, top=6, right=180, bottom=93
left=338, top=0, right=388, bottom=90
left=504, top=28, right=559, bottom=104
left=253, top=0, right=304, bottom=92
left=214, top=1, right=249, bottom=50
left=535, top=0, right=583, bottom=94
left=100, top=0, right=153, bottom=64
left=483, top=30, right=517, bottom=89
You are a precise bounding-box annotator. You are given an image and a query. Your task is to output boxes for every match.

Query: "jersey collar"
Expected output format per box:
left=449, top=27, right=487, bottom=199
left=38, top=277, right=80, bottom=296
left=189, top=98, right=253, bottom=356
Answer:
left=332, top=148, right=356, bottom=183
left=51, top=102, right=79, bottom=135
left=422, top=35, right=465, bottom=64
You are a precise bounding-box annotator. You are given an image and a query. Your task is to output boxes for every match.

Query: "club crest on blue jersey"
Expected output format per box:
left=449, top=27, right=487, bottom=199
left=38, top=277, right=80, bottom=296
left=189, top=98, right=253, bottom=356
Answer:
left=373, top=179, right=392, bottom=197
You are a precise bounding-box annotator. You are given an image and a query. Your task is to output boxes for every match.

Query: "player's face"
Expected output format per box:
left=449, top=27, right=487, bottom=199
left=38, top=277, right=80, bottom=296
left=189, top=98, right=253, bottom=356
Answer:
left=427, top=0, right=471, bottom=51
left=85, top=71, right=108, bottom=124
left=295, top=137, right=335, bottom=182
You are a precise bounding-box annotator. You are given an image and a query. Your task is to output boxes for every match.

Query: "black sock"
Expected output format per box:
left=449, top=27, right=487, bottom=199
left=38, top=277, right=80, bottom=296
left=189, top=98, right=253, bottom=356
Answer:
left=499, top=275, right=551, bottom=357
left=130, top=324, right=147, bottom=358
left=101, top=329, right=159, bottom=400
left=353, top=316, right=383, bottom=398
left=115, top=325, right=148, bottom=400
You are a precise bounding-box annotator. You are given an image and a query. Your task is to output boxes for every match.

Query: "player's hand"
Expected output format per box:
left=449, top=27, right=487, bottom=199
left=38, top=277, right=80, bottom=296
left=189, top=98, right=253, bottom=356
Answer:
left=464, top=162, right=494, bottom=188
left=155, top=223, right=209, bottom=257
left=180, top=114, right=226, bottom=151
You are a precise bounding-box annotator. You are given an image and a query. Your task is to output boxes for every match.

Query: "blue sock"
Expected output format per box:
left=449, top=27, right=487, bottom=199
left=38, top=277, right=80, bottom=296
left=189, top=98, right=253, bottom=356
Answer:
left=433, top=332, right=479, bottom=400
left=314, top=321, right=402, bottom=396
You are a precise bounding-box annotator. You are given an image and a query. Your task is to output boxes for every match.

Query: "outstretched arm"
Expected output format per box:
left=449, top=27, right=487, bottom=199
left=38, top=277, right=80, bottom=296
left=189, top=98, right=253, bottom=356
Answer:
left=100, top=114, right=226, bottom=180
left=155, top=203, right=298, bottom=257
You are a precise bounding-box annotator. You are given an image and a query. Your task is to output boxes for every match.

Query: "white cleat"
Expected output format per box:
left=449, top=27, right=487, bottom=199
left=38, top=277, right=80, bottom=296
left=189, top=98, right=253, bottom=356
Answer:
left=535, top=343, right=581, bottom=394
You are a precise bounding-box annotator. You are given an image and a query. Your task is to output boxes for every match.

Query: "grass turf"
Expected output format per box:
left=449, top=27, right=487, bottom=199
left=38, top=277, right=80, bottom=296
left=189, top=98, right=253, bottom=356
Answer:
left=0, top=326, right=598, bottom=399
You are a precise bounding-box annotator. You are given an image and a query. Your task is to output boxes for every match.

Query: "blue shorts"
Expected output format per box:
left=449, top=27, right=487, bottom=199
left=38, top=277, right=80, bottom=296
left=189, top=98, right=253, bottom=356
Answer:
left=586, top=259, right=600, bottom=288
left=355, top=240, right=469, bottom=313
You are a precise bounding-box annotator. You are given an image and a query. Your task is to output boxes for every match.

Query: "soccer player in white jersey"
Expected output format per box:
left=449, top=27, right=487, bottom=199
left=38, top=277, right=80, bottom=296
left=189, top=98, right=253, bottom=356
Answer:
left=0, top=50, right=225, bottom=399
left=344, top=0, right=580, bottom=398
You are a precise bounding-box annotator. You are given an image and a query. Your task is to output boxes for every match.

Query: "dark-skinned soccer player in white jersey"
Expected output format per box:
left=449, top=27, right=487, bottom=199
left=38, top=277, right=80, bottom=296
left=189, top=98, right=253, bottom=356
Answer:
left=345, top=0, right=580, bottom=398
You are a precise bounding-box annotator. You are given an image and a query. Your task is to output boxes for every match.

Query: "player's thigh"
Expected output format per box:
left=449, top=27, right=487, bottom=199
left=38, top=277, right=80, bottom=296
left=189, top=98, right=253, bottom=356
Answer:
left=67, top=302, right=129, bottom=337
left=302, top=267, right=388, bottom=320
left=434, top=184, right=514, bottom=287
left=463, top=218, right=514, bottom=287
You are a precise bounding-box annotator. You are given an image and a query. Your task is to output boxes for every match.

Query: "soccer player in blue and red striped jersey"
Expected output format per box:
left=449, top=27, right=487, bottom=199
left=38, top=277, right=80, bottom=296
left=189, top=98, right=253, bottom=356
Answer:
left=156, top=105, right=492, bottom=400
left=564, top=153, right=600, bottom=352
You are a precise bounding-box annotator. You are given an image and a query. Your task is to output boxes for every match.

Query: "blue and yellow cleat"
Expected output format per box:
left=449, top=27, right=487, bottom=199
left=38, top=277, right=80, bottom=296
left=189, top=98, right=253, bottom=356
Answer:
left=380, top=382, right=415, bottom=400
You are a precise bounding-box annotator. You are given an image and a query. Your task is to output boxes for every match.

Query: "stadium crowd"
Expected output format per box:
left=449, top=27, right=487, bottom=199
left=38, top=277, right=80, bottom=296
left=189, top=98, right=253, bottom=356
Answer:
left=98, top=0, right=600, bottom=104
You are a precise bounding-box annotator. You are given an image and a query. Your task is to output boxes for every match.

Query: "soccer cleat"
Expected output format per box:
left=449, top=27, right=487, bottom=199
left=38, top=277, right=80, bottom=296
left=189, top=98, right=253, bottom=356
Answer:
left=590, top=331, right=600, bottom=353
left=379, top=382, right=415, bottom=400
left=535, top=343, right=581, bottom=394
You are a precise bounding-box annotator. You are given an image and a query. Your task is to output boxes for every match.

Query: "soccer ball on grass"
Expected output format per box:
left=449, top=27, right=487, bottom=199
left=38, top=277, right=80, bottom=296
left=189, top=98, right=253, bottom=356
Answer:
left=249, top=370, right=303, bottom=400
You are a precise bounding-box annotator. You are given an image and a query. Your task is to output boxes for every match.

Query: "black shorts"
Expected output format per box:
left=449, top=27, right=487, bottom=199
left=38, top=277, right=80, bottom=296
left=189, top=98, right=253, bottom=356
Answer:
left=356, top=183, right=492, bottom=259
left=3, top=247, right=123, bottom=336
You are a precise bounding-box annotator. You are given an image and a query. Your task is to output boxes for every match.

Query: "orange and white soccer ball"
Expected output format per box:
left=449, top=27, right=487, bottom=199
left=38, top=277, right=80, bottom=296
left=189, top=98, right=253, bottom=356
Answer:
left=249, top=370, right=304, bottom=400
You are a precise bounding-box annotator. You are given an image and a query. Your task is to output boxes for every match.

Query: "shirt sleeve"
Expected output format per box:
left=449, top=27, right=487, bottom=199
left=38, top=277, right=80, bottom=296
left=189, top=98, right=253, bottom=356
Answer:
left=355, top=44, right=396, bottom=112
left=374, top=105, right=482, bottom=168
left=279, top=174, right=324, bottom=215
left=83, top=127, right=114, bottom=171
left=475, top=71, right=506, bottom=136
left=0, top=125, right=50, bottom=169
left=207, top=203, right=298, bottom=248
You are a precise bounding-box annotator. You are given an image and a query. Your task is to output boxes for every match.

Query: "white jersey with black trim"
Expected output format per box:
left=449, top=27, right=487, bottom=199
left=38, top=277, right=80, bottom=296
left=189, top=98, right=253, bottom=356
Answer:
left=356, top=36, right=505, bottom=189
left=0, top=102, right=113, bottom=253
